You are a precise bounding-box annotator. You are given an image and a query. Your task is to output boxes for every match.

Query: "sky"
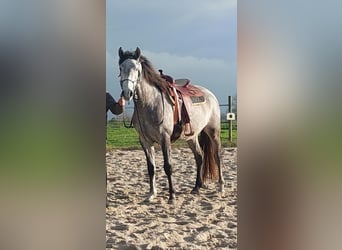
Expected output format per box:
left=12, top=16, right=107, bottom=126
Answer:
left=106, top=0, right=236, bottom=117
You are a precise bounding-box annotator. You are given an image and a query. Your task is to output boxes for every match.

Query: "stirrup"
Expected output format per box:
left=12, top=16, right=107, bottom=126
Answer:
left=184, top=123, right=194, bottom=136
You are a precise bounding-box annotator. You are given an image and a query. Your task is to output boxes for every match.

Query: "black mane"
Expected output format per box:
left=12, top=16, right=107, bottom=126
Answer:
left=139, top=55, right=168, bottom=93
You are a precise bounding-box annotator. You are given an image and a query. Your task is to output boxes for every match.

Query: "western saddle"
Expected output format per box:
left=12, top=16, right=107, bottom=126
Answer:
left=158, top=69, right=204, bottom=140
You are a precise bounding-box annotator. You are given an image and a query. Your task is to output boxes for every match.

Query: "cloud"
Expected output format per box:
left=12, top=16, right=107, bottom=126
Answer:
left=107, top=49, right=236, bottom=105
left=106, top=0, right=236, bottom=60
left=173, top=0, right=237, bottom=24
left=143, top=50, right=236, bottom=101
left=106, top=0, right=236, bottom=108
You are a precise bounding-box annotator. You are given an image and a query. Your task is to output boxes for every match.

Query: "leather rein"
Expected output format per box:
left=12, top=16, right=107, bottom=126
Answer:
left=121, top=76, right=165, bottom=131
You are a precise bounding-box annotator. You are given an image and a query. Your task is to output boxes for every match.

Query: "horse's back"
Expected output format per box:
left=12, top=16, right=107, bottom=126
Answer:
left=188, top=84, right=221, bottom=132
left=194, top=84, right=220, bottom=113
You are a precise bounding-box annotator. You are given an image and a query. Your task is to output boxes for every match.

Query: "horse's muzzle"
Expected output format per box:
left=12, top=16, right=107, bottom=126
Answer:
left=121, top=90, right=133, bottom=101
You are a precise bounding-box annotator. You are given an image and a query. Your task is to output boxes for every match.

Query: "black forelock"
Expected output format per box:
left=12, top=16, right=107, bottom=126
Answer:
left=118, top=51, right=137, bottom=65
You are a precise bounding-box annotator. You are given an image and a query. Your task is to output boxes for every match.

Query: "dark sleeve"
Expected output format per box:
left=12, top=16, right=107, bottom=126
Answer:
left=106, top=92, right=123, bottom=115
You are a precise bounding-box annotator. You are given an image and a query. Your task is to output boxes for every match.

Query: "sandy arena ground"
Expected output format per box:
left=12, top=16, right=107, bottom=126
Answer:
left=106, top=147, right=237, bottom=249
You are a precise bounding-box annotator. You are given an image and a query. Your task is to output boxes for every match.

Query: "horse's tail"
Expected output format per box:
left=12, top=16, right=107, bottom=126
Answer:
left=199, top=131, right=219, bottom=183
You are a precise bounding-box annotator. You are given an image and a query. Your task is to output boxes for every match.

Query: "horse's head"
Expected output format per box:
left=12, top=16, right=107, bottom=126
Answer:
left=118, top=47, right=142, bottom=101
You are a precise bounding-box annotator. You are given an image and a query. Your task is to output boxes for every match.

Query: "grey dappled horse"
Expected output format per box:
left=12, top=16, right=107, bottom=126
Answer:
left=118, top=47, right=224, bottom=203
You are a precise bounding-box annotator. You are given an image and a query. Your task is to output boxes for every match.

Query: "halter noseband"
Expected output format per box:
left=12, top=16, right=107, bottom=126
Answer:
left=120, top=78, right=138, bottom=86
left=119, top=60, right=141, bottom=87
left=119, top=59, right=141, bottom=102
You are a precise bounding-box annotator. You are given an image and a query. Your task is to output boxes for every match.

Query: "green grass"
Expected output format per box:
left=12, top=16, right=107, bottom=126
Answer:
left=106, top=120, right=237, bottom=150
left=106, top=121, right=141, bottom=149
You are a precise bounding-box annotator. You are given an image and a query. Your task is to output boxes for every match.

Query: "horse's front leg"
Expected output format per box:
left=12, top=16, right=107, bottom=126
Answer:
left=161, top=137, right=176, bottom=202
left=142, top=145, right=157, bottom=202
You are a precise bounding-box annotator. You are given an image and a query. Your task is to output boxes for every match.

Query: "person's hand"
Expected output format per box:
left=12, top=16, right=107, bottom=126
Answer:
left=118, top=97, right=125, bottom=107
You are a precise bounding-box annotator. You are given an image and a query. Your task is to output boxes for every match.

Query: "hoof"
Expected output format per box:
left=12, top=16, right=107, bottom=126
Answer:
left=144, top=197, right=154, bottom=203
left=145, top=192, right=157, bottom=202
left=191, top=188, right=200, bottom=195
left=219, top=183, right=225, bottom=193
left=168, top=198, right=175, bottom=204
left=168, top=193, right=176, bottom=204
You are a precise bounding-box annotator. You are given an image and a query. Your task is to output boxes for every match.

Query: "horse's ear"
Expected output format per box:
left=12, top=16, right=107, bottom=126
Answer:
left=118, top=47, right=124, bottom=58
left=135, top=47, right=141, bottom=59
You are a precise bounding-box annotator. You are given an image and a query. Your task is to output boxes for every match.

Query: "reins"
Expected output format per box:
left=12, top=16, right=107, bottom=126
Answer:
left=119, top=58, right=165, bottom=135
left=122, top=107, right=134, bottom=128
left=121, top=85, right=165, bottom=133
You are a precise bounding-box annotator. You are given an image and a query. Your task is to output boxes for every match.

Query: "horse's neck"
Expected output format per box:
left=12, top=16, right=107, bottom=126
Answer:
left=135, top=79, right=162, bottom=107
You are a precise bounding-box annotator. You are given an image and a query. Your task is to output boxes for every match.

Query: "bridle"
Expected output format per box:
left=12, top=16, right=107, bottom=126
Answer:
left=119, top=60, right=141, bottom=98
left=119, top=60, right=165, bottom=135
left=119, top=62, right=141, bottom=128
left=120, top=78, right=137, bottom=85
left=119, top=69, right=141, bottom=86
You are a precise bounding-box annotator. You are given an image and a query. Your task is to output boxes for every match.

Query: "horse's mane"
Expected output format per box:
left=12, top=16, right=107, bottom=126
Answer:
left=119, top=51, right=168, bottom=93
left=139, top=56, right=168, bottom=92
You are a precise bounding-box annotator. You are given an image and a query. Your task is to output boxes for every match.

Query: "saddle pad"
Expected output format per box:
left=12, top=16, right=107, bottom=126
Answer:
left=190, top=96, right=205, bottom=104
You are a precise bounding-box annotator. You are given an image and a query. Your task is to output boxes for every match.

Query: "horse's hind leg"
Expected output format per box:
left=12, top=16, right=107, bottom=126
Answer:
left=214, top=137, right=225, bottom=192
left=187, top=137, right=203, bottom=194
left=142, top=145, right=157, bottom=201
